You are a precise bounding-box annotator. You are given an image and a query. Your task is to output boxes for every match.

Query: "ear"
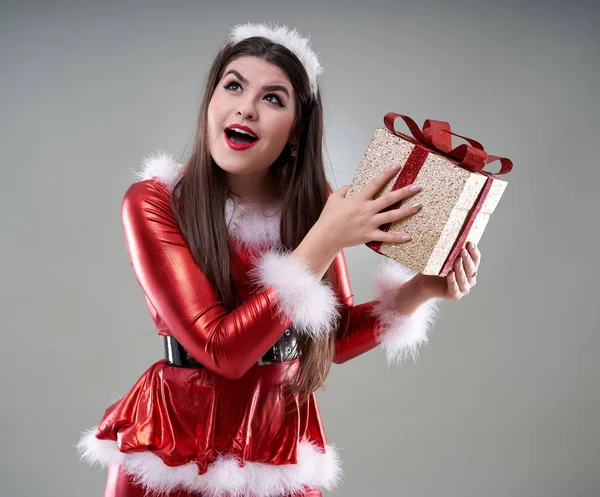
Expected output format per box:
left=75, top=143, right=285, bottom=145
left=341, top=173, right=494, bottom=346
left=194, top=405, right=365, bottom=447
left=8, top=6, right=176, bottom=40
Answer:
left=287, top=137, right=297, bottom=155
left=287, top=122, right=299, bottom=145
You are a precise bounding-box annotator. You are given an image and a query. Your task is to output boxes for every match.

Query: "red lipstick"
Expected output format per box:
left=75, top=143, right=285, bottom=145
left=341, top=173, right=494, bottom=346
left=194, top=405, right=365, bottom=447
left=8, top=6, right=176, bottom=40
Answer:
left=224, top=124, right=260, bottom=151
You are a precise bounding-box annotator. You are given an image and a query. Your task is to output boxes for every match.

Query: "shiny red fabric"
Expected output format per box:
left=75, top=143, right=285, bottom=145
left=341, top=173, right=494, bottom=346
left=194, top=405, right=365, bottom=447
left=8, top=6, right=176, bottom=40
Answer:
left=121, top=181, right=294, bottom=380
left=94, top=179, right=382, bottom=475
left=104, top=464, right=323, bottom=497
left=97, top=359, right=327, bottom=472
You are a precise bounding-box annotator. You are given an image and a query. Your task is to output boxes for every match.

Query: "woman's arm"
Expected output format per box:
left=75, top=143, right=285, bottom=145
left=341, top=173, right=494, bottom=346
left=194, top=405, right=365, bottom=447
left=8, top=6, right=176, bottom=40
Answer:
left=122, top=180, right=340, bottom=380
left=329, top=250, right=441, bottom=364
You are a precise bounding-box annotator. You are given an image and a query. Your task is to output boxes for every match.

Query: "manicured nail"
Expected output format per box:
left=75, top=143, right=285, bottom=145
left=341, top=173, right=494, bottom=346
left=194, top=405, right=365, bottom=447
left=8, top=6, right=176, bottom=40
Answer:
left=409, top=184, right=421, bottom=192
left=390, top=163, right=402, bottom=171
left=411, top=202, right=421, bottom=211
left=399, top=234, right=411, bottom=241
left=462, top=249, right=468, bottom=257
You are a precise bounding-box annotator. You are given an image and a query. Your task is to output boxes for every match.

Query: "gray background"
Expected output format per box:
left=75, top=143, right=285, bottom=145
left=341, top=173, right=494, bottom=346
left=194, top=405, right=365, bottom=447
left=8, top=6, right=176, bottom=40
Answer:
left=1, top=0, right=599, bottom=496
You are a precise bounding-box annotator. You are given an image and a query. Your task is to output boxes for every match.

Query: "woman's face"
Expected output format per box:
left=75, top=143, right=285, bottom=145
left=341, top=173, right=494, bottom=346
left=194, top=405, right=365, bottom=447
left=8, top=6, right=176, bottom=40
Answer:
left=207, top=56, right=297, bottom=179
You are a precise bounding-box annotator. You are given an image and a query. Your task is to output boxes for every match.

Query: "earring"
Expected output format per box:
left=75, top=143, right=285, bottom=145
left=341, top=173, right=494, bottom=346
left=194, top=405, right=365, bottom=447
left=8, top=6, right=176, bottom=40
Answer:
left=290, top=145, right=297, bottom=157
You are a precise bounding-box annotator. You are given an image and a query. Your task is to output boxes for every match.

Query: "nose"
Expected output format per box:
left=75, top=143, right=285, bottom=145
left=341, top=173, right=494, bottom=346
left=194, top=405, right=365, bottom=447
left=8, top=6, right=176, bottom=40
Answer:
left=236, top=96, right=258, bottom=121
left=236, top=108, right=256, bottom=120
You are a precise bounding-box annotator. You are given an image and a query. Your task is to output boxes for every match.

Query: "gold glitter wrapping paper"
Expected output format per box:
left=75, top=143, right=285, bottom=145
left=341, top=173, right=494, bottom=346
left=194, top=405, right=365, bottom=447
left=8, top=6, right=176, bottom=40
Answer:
left=347, top=128, right=507, bottom=275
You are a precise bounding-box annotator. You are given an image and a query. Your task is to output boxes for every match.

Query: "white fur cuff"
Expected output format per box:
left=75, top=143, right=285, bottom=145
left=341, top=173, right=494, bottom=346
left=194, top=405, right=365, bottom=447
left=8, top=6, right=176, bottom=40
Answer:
left=251, top=252, right=339, bottom=339
left=372, top=260, right=441, bottom=363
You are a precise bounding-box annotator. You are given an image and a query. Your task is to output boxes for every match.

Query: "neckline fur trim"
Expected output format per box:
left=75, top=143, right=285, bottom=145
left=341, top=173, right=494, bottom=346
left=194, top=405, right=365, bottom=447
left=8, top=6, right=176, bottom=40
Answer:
left=136, top=152, right=282, bottom=248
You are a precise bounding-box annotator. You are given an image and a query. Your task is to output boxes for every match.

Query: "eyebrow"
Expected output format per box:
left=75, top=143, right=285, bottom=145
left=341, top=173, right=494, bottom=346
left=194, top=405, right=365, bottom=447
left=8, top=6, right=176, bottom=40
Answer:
left=224, top=70, right=290, bottom=98
left=263, top=85, right=290, bottom=98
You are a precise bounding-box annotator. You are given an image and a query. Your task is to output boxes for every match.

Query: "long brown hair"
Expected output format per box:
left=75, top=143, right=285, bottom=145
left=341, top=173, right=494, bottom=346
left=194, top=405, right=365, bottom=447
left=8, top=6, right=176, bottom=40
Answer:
left=172, top=37, right=335, bottom=397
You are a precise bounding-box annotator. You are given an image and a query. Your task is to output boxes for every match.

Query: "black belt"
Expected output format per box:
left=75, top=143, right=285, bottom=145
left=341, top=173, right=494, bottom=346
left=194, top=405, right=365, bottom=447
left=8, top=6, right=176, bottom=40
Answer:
left=164, top=328, right=299, bottom=368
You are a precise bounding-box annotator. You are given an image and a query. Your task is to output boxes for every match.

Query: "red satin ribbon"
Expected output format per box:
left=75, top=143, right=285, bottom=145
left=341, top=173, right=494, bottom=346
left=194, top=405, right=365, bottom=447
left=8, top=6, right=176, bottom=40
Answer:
left=383, top=112, right=513, bottom=175
left=367, top=144, right=429, bottom=254
left=439, top=175, right=493, bottom=276
left=370, top=113, right=512, bottom=276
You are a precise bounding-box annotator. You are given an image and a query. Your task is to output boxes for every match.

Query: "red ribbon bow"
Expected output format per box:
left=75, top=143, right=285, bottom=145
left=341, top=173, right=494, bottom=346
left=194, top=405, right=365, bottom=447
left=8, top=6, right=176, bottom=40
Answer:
left=384, top=112, right=513, bottom=176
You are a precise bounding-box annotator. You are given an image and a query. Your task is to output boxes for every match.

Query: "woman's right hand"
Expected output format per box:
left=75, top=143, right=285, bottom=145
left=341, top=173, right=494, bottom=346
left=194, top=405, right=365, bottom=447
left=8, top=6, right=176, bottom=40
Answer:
left=316, top=163, right=422, bottom=252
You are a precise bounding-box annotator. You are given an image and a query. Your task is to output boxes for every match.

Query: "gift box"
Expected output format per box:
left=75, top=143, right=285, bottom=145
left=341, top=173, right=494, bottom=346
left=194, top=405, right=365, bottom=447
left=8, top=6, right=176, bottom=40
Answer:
left=347, top=113, right=513, bottom=276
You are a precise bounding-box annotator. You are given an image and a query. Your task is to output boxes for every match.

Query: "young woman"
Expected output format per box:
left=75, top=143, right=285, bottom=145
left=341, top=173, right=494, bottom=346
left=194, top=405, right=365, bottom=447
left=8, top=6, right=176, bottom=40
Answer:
left=78, top=23, right=481, bottom=497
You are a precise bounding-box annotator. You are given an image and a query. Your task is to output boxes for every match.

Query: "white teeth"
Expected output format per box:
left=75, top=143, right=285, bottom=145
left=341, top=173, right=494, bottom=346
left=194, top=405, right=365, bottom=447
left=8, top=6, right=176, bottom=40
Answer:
left=229, top=127, right=257, bottom=138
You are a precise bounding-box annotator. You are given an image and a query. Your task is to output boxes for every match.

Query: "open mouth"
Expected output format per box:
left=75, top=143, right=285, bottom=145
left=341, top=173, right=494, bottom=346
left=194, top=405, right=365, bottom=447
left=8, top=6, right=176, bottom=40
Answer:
left=224, top=127, right=259, bottom=145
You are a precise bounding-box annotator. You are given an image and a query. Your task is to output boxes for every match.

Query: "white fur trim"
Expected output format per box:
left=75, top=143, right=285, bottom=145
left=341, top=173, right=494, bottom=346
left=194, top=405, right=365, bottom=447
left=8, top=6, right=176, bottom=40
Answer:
left=225, top=198, right=282, bottom=248
left=229, top=23, right=323, bottom=99
left=134, top=152, right=283, bottom=248
left=250, top=251, right=339, bottom=339
left=78, top=428, right=341, bottom=497
left=372, top=260, right=441, bottom=363
left=135, top=150, right=182, bottom=191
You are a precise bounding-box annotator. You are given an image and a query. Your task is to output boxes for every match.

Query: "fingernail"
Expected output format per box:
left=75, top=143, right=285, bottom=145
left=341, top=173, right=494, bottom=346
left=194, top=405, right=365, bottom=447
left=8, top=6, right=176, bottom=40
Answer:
left=409, top=184, right=421, bottom=192
left=411, top=202, right=421, bottom=211
left=399, top=234, right=411, bottom=241
left=462, top=249, right=468, bottom=257
left=390, top=163, right=402, bottom=171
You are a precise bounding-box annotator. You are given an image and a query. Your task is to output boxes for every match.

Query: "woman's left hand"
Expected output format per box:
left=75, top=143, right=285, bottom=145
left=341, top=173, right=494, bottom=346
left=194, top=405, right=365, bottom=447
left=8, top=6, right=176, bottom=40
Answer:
left=417, top=242, right=481, bottom=301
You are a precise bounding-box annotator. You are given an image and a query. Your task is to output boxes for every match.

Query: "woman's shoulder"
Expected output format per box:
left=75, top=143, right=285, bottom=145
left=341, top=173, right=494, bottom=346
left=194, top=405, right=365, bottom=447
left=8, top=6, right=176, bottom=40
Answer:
left=132, top=151, right=183, bottom=190
left=122, top=151, right=182, bottom=219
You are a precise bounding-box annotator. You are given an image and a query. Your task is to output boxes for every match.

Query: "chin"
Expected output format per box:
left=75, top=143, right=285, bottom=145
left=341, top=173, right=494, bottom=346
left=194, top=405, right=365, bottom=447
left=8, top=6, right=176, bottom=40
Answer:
left=213, top=157, right=268, bottom=176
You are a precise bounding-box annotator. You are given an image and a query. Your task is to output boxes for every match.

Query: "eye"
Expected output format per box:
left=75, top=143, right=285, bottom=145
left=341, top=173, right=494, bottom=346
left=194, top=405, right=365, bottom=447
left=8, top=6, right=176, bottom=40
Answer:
left=223, top=80, right=242, bottom=92
left=264, top=94, right=284, bottom=107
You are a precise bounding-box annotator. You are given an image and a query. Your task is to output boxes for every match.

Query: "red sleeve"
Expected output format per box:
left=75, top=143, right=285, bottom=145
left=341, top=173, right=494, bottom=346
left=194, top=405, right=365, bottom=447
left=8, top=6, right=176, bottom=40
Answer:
left=329, top=250, right=381, bottom=364
left=122, top=180, right=292, bottom=379
left=329, top=249, right=442, bottom=365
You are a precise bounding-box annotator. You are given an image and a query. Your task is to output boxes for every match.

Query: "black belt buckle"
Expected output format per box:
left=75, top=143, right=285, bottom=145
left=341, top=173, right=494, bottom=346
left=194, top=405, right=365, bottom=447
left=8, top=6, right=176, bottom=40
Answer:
left=258, top=344, right=280, bottom=365
left=259, top=328, right=298, bottom=365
